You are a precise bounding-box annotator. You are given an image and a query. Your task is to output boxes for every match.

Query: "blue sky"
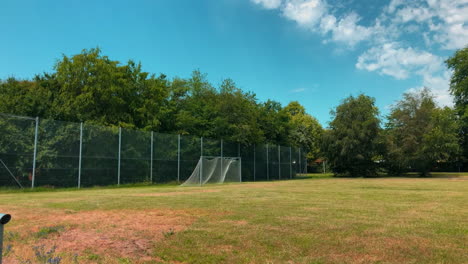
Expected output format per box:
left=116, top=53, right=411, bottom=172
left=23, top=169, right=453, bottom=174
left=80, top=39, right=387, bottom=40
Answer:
left=1, top=0, right=467, bottom=125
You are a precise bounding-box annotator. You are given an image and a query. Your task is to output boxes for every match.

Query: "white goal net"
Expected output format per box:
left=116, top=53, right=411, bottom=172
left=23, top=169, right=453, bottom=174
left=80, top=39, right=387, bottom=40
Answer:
left=181, top=156, right=241, bottom=186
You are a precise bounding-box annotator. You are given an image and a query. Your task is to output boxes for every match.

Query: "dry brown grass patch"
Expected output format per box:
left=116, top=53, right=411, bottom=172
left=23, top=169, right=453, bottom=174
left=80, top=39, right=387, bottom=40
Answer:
left=3, top=207, right=198, bottom=263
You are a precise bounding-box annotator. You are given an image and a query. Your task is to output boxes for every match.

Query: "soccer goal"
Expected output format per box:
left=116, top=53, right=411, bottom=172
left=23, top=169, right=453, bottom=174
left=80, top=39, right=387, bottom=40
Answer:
left=181, top=156, right=241, bottom=186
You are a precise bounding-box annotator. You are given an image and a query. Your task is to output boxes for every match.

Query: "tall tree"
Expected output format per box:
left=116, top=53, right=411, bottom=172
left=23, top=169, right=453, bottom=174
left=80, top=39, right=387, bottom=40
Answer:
left=284, top=101, right=323, bottom=160
left=323, top=94, right=381, bottom=177
left=52, top=48, right=169, bottom=129
left=257, top=100, right=291, bottom=145
left=214, top=79, right=263, bottom=144
left=0, top=77, right=53, bottom=117
left=385, top=88, right=460, bottom=176
left=446, top=46, right=468, bottom=157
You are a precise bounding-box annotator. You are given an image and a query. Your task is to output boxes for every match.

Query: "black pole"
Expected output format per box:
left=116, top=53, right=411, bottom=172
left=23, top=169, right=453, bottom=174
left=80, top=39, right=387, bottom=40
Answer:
left=0, top=213, right=12, bottom=264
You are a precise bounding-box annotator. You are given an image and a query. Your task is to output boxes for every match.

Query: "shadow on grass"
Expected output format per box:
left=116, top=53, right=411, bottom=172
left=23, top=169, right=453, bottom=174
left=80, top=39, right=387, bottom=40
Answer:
left=2, top=172, right=466, bottom=194
left=303, top=172, right=468, bottom=179
left=293, top=173, right=334, bottom=180
left=0, top=181, right=181, bottom=194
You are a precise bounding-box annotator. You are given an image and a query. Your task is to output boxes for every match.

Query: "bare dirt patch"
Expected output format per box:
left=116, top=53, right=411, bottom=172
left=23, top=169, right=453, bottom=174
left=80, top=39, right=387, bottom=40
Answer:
left=2, top=207, right=198, bottom=263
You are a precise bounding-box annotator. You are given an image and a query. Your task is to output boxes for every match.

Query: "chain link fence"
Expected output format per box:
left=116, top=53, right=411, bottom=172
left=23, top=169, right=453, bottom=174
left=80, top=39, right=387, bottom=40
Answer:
left=0, top=113, right=307, bottom=188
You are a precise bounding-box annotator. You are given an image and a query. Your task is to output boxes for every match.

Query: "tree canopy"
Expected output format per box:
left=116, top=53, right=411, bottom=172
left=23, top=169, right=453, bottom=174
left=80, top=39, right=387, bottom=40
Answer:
left=385, top=88, right=460, bottom=176
left=446, top=46, right=468, bottom=157
left=323, top=94, right=381, bottom=177
left=0, top=48, right=322, bottom=151
left=2, top=46, right=467, bottom=177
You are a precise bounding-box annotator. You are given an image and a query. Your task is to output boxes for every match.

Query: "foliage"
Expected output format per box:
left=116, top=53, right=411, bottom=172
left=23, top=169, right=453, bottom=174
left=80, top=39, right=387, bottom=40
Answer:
left=2, top=47, right=467, bottom=176
left=170, top=73, right=264, bottom=144
left=284, top=101, right=323, bottom=160
left=446, top=46, right=468, bottom=157
left=385, top=88, right=460, bottom=176
left=0, top=49, right=315, bottom=149
left=323, top=94, right=381, bottom=177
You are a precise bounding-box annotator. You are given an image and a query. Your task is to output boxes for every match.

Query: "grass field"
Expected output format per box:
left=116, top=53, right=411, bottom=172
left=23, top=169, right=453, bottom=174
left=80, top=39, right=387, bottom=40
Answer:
left=1, top=175, right=467, bottom=264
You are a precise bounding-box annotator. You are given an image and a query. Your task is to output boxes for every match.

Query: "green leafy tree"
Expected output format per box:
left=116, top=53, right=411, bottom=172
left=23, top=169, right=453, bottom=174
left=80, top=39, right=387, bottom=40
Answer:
left=51, top=48, right=169, bottom=129
left=323, top=94, right=381, bottom=177
left=0, top=49, right=320, bottom=149
left=446, top=46, right=468, bottom=157
left=170, top=72, right=264, bottom=144
left=0, top=77, right=53, bottom=117
left=385, top=88, right=460, bottom=176
left=258, top=100, right=291, bottom=145
left=173, top=70, right=218, bottom=137
left=284, top=101, right=323, bottom=160
left=213, top=79, right=263, bottom=144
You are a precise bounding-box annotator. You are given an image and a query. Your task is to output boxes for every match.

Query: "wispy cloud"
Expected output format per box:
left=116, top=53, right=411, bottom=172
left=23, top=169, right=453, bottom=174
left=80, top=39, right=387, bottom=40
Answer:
left=251, top=0, right=377, bottom=47
left=250, top=0, right=468, bottom=106
left=290, top=87, right=307, bottom=93
left=355, top=42, right=443, bottom=80
left=251, top=0, right=282, bottom=9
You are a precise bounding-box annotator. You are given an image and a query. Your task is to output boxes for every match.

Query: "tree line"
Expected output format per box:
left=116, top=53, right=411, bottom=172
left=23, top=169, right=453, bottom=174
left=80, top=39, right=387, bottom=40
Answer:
left=324, top=46, right=468, bottom=177
left=0, top=48, right=322, bottom=158
left=1, top=46, right=467, bottom=177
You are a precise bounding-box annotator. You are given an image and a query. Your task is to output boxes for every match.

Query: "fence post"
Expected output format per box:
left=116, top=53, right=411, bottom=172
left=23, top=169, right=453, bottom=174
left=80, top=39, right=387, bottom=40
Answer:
left=200, top=137, right=203, bottom=186
left=289, top=146, right=292, bottom=179
left=118, top=127, right=121, bottom=186
left=31, top=117, right=39, bottom=189
left=253, top=144, right=256, bottom=182
left=278, top=145, right=281, bottom=180
left=150, top=131, right=153, bottom=183
left=239, top=157, right=242, bottom=182
left=78, top=122, right=83, bottom=188
left=305, top=157, right=308, bottom=174
left=238, top=142, right=240, bottom=157
left=220, top=139, right=223, bottom=178
left=177, top=134, right=181, bottom=183
left=266, top=144, right=269, bottom=181
left=304, top=150, right=307, bottom=174
left=298, top=148, right=301, bottom=174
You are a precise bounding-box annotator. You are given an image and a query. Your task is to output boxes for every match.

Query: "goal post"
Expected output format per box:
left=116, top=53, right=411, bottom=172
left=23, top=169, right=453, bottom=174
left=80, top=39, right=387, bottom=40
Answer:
left=181, top=156, right=241, bottom=186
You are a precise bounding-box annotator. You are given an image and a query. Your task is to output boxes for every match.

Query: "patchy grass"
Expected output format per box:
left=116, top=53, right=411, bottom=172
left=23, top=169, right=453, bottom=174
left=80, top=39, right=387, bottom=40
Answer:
left=1, top=177, right=467, bottom=263
left=35, top=225, right=65, bottom=238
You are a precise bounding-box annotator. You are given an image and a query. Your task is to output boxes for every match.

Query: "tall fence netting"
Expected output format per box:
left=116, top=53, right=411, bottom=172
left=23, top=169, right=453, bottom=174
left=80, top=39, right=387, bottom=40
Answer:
left=0, top=114, right=35, bottom=187
left=0, top=113, right=307, bottom=188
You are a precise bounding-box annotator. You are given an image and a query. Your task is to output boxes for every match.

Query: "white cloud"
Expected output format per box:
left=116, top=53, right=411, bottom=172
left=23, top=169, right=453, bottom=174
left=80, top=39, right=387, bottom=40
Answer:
left=251, top=0, right=283, bottom=9
left=387, top=0, right=468, bottom=50
left=434, top=23, right=468, bottom=50
left=250, top=0, right=468, bottom=49
left=264, top=0, right=376, bottom=47
left=356, top=43, right=442, bottom=79
left=290, top=87, right=307, bottom=93
left=406, top=70, right=453, bottom=107
left=394, top=6, right=432, bottom=23
left=249, top=0, right=463, bottom=106
left=386, top=0, right=404, bottom=13
left=356, top=42, right=453, bottom=106
left=282, top=0, right=327, bottom=28
left=422, top=71, right=453, bottom=106
left=321, top=13, right=373, bottom=47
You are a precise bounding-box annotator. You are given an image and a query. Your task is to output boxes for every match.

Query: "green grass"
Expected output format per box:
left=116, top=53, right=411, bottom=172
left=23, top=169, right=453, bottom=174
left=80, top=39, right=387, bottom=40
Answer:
left=1, top=176, right=467, bottom=263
